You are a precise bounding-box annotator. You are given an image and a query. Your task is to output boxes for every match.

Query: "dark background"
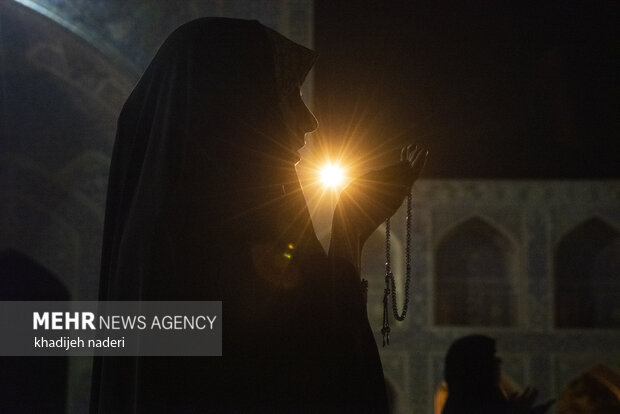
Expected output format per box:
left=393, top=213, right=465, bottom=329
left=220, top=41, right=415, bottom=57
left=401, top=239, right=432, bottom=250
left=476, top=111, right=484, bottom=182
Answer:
left=314, top=1, right=619, bottom=178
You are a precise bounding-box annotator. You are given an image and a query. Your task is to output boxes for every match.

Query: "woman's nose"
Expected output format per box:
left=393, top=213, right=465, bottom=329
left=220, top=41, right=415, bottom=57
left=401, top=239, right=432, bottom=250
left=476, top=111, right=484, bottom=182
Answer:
left=303, top=107, right=318, bottom=133
left=297, top=98, right=318, bottom=133
left=289, top=89, right=318, bottom=134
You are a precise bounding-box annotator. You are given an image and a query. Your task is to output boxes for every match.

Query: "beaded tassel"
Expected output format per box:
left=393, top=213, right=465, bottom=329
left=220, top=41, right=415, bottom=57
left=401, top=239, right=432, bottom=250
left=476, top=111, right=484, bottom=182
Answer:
left=381, top=191, right=413, bottom=346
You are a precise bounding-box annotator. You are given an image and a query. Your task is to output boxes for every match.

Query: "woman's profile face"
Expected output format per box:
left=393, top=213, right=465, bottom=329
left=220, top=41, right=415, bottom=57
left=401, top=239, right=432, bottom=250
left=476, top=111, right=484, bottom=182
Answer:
left=284, top=88, right=318, bottom=160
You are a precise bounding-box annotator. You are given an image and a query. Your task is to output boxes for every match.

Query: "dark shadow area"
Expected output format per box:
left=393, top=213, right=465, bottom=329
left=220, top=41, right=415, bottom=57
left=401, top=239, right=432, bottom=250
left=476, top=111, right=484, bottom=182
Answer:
left=0, top=250, right=69, bottom=414
left=315, top=1, right=620, bottom=178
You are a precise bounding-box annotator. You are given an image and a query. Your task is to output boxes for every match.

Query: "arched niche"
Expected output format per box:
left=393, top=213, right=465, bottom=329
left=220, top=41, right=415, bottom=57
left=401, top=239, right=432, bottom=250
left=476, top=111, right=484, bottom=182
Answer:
left=434, top=216, right=518, bottom=326
left=554, top=217, right=620, bottom=328
left=0, top=249, right=69, bottom=413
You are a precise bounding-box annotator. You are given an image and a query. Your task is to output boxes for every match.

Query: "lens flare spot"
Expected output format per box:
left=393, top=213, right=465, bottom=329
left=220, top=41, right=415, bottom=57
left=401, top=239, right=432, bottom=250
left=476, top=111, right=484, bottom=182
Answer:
left=319, top=163, right=345, bottom=189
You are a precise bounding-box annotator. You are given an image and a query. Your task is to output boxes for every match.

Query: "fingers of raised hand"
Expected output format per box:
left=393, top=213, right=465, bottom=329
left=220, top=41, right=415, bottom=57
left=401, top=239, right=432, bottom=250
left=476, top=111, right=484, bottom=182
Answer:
left=401, top=144, right=428, bottom=165
left=401, top=144, right=419, bottom=162
left=399, top=144, right=428, bottom=182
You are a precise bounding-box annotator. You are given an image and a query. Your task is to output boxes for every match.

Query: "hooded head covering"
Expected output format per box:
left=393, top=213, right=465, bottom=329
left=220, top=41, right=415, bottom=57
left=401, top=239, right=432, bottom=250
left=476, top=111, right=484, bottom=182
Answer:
left=99, top=18, right=322, bottom=301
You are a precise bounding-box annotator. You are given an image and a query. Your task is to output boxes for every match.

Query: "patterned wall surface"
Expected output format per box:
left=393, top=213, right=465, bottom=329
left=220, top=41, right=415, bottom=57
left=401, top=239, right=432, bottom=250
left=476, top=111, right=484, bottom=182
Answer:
left=9, top=0, right=316, bottom=101
left=11, top=0, right=314, bottom=72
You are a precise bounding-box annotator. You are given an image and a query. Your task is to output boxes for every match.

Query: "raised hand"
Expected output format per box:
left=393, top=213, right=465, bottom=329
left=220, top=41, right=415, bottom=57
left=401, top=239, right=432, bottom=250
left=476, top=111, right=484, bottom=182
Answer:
left=338, top=144, right=427, bottom=241
left=329, top=145, right=428, bottom=270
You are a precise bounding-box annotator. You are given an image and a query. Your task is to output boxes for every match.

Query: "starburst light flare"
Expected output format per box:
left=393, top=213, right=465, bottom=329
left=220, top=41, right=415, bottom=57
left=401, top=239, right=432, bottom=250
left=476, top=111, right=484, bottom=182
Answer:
left=319, top=163, right=345, bottom=189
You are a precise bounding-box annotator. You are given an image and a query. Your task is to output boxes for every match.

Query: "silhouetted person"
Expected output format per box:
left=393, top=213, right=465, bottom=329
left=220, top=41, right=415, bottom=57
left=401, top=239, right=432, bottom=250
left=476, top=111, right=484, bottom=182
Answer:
left=89, top=18, right=427, bottom=413
left=442, top=335, right=554, bottom=414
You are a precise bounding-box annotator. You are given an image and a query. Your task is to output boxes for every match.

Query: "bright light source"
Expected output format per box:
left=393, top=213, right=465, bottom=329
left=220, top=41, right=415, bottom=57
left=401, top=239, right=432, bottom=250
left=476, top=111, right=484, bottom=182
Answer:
left=319, top=163, right=345, bottom=189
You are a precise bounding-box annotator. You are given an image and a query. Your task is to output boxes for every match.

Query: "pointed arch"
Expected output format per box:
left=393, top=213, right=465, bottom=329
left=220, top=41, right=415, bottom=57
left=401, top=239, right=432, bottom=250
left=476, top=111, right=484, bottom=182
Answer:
left=434, top=216, right=519, bottom=326
left=555, top=217, right=620, bottom=328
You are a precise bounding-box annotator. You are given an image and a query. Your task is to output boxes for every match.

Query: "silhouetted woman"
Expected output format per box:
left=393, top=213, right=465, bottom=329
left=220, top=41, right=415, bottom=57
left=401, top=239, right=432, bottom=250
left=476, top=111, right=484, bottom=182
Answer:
left=90, top=18, right=426, bottom=413
left=442, top=335, right=553, bottom=414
